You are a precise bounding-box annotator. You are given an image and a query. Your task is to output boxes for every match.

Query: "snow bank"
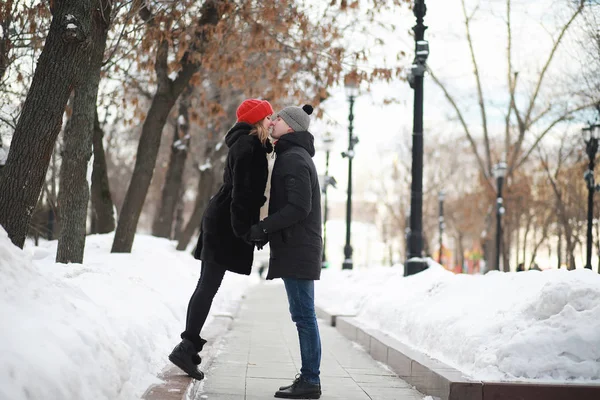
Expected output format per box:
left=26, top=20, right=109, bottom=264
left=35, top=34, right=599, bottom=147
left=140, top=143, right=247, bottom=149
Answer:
left=0, top=229, right=256, bottom=400
left=316, top=261, right=600, bottom=382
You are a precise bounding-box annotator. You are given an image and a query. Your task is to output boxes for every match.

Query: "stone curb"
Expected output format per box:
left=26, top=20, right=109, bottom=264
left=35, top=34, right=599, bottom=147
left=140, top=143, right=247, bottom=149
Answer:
left=316, top=305, right=600, bottom=400
left=315, top=305, right=355, bottom=327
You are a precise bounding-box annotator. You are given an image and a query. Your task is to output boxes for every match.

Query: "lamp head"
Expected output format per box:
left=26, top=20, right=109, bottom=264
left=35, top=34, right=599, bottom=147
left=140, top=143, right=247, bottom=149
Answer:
left=321, top=133, right=334, bottom=152
left=413, top=0, right=427, bottom=18
left=592, top=124, right=600, bottom=140
left=583, top=127, right=592, bottom=143
left=344, top=71, right=359, bottom=98
left=493, top=162, right=508, bottom=179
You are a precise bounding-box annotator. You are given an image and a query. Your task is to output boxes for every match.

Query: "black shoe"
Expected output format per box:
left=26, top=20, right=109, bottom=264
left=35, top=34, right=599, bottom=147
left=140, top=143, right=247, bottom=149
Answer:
left=274, top=376, right=321, bottom=399
left=279, top=374, right=301, bottom=391
left=168, top=339, right=205, bottom=380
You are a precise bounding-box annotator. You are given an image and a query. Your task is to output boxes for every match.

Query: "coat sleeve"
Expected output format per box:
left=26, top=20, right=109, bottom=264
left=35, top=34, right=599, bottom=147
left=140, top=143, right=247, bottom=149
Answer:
left=230, top=141, right=255, bottom=238
left=260, top=156, right=312, bottom=234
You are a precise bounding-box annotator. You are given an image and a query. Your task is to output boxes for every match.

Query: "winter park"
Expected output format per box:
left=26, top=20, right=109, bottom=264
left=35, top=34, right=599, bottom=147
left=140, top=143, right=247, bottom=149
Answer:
left=1, top=1, right=600, bottom=400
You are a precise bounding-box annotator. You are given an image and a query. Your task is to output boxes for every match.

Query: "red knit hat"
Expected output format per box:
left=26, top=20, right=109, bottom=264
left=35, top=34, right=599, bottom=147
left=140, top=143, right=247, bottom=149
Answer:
left=236, top=99, right=274, bottom=125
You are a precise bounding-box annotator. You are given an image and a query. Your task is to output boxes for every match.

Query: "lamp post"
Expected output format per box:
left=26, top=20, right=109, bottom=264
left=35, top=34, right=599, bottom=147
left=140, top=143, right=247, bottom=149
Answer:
left=493, top=162, right=507, bottom=271
left=321, top=133, right=335, bottom=269
left=342, top=73, right=359, bottom=270
left=405, top=0, right=430, bottom=276
left=582, top=124, right=600, bottom=270
left=438, top=190, right=445, bottom=265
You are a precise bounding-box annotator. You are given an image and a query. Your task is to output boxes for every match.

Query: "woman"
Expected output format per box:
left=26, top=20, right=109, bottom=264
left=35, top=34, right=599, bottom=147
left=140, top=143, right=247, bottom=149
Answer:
left=168, top=99, right=274, bottom=380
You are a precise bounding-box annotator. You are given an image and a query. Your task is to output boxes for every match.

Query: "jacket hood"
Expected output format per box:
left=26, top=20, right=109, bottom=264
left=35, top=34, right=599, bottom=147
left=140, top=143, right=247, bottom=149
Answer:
left=275, top=131, right=315, bottom=157
left=225, top=122, right=253, bottom=148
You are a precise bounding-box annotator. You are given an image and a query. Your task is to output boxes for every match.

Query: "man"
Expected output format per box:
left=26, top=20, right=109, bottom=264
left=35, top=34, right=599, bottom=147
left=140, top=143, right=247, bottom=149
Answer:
left=248, top=104, right=323, bottom=399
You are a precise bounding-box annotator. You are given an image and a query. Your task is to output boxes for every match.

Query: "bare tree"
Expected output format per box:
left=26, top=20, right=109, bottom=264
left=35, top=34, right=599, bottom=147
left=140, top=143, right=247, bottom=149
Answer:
left=429, top=0, right=591, bottom=270
left=110, top=0, right=227, bottom=253
left=539, top=136, right=586, bottom=270
left=0, top=0, right=97, bottom=248
left=56, top=1, right=112, bottom=263
left=152, top=87, right=192, bottom=239
left=90, top=109, right=115, bottom=234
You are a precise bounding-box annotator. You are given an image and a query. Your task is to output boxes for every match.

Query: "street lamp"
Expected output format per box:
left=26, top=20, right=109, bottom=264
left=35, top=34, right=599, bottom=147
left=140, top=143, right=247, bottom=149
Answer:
left=438, top=190, right=445, bottom=265
left=342, top=72, right=359, bottom=270
left=493, top=162, right=507, bottom=271
left=405, top=0, right=430, bottom=276
left=582, top=124, right=600, bottom=270
left=321, top=133, right=336, bottom=269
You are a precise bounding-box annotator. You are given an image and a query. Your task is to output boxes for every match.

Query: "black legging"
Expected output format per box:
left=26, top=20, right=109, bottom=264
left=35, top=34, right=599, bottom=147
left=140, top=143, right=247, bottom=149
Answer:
left=182, top=262, right=226, bottom=343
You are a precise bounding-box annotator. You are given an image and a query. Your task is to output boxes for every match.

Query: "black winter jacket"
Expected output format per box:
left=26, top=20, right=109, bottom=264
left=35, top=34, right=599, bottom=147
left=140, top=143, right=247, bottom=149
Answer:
left=193, top=122, right=271, bottom=275
left=261, top=131, right=322, bottom=280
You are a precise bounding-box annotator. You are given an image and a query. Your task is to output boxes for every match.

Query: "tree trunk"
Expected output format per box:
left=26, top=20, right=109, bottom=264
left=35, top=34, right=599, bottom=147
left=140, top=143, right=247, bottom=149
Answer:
left=454, top=235, right=460, bottom=271
left=111, top=85, right=176, bottom=252
left=56, top=2, right=110, bottom=263
left=46, top=142, right=60, bottom=241
left=152, top=89, right=191, bottom=238
left=514, top=214, right=520, bottom=267
left=111, top=1, right=223, bottom=253
left=489, top=212, right=499, bottom=272
left=0, top=0, right=93, bottom=248
left=457, top=233, right=465, bottom=273
left=522, top=214, right=531, bottom=267
left=176, top=167, right=217, bottom=251
left=502, top=219, right=511, bottom=272
left=565, top=235, right=576, bottom=270
left=557, top=223, right=562, bottom=269
left=173, top=200, right=185, bottom=241
left=90, top=110, right=115, bottom=234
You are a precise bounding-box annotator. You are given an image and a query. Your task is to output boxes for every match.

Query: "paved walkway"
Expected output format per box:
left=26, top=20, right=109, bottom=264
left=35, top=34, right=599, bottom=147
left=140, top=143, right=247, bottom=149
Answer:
left=193, top=282, right=425, bottom=400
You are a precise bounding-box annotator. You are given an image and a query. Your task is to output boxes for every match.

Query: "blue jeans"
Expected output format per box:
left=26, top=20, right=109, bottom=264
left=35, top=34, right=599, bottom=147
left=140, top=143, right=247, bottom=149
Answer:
left=283, top=278, right=322, bottom=385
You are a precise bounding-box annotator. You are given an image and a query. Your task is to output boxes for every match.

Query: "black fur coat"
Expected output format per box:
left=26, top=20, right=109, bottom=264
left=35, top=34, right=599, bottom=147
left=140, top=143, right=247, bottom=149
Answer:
left=193, top=122, right=271, bottom=274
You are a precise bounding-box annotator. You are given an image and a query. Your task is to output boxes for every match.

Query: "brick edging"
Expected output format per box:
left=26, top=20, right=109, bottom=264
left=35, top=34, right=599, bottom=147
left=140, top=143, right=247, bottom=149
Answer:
left=315, top=305, right=600, bottom=400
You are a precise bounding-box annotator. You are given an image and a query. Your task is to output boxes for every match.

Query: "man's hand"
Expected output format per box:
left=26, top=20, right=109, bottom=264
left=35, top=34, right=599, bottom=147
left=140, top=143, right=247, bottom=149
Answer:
left=246, top=224, right=268, bottom=247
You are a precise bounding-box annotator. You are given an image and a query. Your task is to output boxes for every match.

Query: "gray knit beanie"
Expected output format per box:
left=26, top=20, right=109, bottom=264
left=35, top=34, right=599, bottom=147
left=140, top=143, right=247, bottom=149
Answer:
left=278, top=104, right=313, bottom=132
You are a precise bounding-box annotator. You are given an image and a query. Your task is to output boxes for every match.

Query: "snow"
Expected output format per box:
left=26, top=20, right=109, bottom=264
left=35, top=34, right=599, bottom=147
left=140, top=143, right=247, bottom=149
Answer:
left=0, top=25, right=3, bottom=39
left=173, top=139, right=187, bottom=151
left=0, top=228, right=256, bottom=400
left=178, top=115, right=186, bottom=126
left=0, top=146, right=7, bottom=165
left=316, top=260, right=600, bottom=382
left=215, top=142, right=223, bottom=151
left=3, top=224, right=599, bottom=396
left=66, top=23, right=77, bottom=30
left=199, top=161, right=212, bottom=171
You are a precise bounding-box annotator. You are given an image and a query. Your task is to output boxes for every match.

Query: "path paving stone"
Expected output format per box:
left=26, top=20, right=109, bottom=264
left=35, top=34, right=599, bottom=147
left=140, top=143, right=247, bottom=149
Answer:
left=195, top=282, right=425, bottom=400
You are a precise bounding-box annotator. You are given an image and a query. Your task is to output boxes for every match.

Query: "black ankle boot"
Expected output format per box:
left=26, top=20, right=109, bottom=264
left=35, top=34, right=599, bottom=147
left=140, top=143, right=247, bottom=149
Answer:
left=179, top=334, right=207, bottom=366
left=275, top=376, right=321, bottom=399
left=168, top=339, right=205, bottom=380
